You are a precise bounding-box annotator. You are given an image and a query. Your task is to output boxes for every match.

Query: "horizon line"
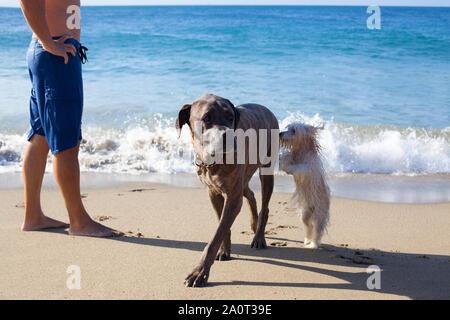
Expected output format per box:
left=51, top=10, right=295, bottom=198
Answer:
left=2, top=4, right=450, bottom=8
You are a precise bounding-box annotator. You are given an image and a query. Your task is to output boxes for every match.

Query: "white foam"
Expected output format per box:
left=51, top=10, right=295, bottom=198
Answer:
left=78, top=122, right=194, bottom=174
left=281, top=112, right=450, bottom=174
left=0, top=132, right=26, bottom=173
left=0, top=114, right=449, bottom=175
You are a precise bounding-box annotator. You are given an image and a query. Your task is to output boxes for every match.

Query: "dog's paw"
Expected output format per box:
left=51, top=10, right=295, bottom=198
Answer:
left=216, top=249, right=232, bottom=261
left=185, top=265, right=210, bottom=288
left=305, top=241, right=319, bottom=249
left=251, top=235, right=267, bottom=249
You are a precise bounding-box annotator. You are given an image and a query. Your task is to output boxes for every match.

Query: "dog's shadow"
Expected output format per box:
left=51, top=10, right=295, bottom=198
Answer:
left=113, top=234, right=450, bottom=299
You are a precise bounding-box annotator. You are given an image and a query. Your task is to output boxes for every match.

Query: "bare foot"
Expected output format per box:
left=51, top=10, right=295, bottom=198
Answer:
left=22, top=215, right=69, bottom=231
left=69, top=220, right=124, bottom=238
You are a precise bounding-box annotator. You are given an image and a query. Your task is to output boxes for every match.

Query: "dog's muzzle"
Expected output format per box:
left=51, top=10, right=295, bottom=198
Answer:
left=194, top=153, right=216, bottom=168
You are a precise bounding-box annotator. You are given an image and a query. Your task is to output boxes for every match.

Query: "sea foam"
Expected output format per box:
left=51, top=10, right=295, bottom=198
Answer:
left=0, top=114, right=449, bottom=175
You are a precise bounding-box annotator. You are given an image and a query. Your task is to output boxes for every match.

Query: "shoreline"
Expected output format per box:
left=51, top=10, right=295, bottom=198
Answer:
left=0, top=171, right=449, bottom=204
left=1, top=183, right=449, bottom=299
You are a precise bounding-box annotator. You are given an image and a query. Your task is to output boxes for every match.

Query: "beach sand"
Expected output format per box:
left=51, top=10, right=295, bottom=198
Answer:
left=0, top=183, right=449, bottom=300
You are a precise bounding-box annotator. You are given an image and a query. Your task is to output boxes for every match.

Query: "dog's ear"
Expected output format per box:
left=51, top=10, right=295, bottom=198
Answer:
left=225, top=99, right=240, bottom=129
left=175, top=104, right=191, bottom=138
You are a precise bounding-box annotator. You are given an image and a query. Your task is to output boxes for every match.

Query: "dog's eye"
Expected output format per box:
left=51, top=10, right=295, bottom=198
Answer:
left=203, top=115, right=211, bottom=123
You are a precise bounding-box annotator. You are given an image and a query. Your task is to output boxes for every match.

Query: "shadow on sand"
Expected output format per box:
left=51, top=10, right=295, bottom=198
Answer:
left=110, top=234, right=450, bottom=300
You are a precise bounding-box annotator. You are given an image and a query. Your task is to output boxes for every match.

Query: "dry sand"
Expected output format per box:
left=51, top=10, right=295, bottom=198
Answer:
left=0, top=183, right=449, bottom=300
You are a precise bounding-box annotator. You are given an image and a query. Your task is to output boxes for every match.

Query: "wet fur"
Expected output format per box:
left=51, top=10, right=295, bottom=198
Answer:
left=279, top=123, right=330, bottom=249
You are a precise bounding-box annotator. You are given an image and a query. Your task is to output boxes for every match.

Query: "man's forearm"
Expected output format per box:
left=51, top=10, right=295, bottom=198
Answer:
left=20, top=0, right=53, bottom=47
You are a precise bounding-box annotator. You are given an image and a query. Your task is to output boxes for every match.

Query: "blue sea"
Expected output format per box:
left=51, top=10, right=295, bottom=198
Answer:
left=0, top=6, right=449, bottom=201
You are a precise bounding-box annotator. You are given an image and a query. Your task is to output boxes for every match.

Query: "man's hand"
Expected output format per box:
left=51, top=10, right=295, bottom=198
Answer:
left=40, top=35, right=76, bottom=64
left=20, top=1, right=76, bottom=65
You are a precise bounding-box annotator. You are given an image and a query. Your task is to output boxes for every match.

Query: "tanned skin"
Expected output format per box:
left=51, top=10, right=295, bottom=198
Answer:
left=20, top=0, right=123, bottom=237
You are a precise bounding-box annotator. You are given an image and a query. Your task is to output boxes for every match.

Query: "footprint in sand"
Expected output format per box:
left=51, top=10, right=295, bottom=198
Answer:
left=94, top=216, right=114, bottom=222
left=243, top=224, right=298, bottom=236
left=270, top=241, right=288, bottom=247
left=126, top=230, right=145, bottom=238
left=338, top=254, right=373, bottom=265
left=265, top=225, right=298, bottom=235
left=129, top=188, right=156, bottom=193
left=276, top=225, right=298, bottom=230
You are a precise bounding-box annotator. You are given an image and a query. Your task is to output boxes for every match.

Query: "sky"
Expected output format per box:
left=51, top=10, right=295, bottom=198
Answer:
left=2, top=0, right=449, bottom=6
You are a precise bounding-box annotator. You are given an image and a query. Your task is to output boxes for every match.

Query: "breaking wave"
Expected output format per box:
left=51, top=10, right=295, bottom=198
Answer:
left=0, top=114, right=449, bottom=175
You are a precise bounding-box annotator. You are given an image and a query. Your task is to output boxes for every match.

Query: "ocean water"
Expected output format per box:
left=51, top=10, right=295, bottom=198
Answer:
left=0, top=6, right=449, bottom=182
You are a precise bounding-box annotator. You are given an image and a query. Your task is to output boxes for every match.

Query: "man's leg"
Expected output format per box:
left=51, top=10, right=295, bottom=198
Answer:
left=53, top=142, right=122, bottom=237
left=22, top=135, right=69, bottom=231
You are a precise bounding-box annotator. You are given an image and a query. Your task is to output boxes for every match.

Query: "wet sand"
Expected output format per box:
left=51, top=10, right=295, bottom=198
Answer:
left=1, top=172, right=449, bottom=204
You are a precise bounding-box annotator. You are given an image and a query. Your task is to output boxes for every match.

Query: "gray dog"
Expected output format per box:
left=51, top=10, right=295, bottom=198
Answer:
left=176, top=93, right=279, bottom=287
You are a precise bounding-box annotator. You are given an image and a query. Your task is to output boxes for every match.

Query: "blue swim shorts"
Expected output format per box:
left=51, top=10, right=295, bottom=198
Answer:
left=26, top=37, right=84, bottom=155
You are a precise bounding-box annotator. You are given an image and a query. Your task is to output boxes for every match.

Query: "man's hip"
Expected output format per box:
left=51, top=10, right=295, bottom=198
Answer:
left=26, top=37, right=85, bottom=155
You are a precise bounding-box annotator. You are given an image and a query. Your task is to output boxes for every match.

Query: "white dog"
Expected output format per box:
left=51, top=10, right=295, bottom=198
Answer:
left=279, top=123, right=330, bottom=249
